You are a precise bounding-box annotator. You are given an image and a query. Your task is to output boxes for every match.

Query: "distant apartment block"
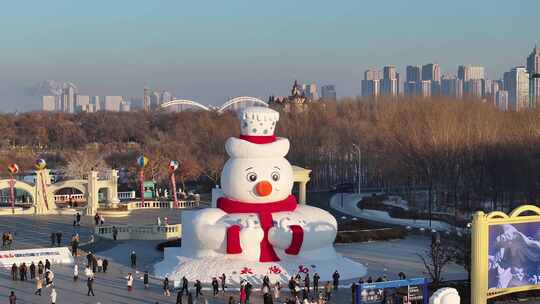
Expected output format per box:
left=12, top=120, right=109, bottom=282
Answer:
left=495, top=90, right=509, bottom=111
left=468, top=79, right=484, bottom=98
left=490, top=80, right=503, bottom=103
left=405, top=65, right=422, bottom=96
left=527, top=45, right=540, bottom=107
left=441, top=74, right=463, bottom=99
left=420, top=80, right=432, bottom=98
left=303, top=82, right=319, bottom=100
left=504, top=67, right=529, bottom=111
left=41, top=96, right=56, bottom=111
left=361, top=69, right=381, bottom=97
left=103, top=96, right=124, bottom=111
left=320, top=85, right=337, bottom=100
left=422, top=63, right=440, bottom=96
left=381, top=65, right=399, bottom=97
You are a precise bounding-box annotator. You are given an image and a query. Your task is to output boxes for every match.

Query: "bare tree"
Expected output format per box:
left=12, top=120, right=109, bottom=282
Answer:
left=60, top=151, right=107, bottom=179
left=417, top=235, right=453, bottom=288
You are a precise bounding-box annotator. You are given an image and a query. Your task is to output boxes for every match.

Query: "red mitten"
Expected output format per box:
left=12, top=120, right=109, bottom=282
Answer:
left=285, top=225, right=304, bottom=255
left=227, top=225, right=242, bottom=254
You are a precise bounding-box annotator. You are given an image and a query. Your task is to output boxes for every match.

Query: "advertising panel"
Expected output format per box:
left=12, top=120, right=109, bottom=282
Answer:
left=0, top=247, right=74, bottom=267
left=488, top=222, right=540, bottom=289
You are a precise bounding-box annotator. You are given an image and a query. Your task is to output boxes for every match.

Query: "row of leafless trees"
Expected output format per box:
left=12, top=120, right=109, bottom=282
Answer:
left=1, top=97, right=540, bottom=211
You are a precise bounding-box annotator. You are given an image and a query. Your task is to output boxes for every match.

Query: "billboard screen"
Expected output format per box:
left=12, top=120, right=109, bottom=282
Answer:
left=488, top=222, right=540, bottom=289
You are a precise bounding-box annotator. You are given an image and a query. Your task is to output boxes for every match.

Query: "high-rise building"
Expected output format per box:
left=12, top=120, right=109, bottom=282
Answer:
left=468, top=79, right=484, bottom=98
left=422, top=63, right=441, bottom=82
left=422, top=63, right=440, bottom=96
left=495, top=90, right=509, bottom=111
left=420, top=80, right=432, bottom=97
left=91, top=96, right=101, bottom=111
left=120, top=101, right=131, bottom=112
left=361, top=69, right=381, bottom=97
left=527, top=45, right=540, bottom=107
left=458, top=65, right=485, bottom=81
left=304, top=82, right=319, bottom=100
left=490, top=80, right=503, bottom=103
left=504, top=67, right=529, bottom=111
left=143, top=87, right=151, bottom=111
left=458, top=65, right=485, bottom=96
left=78, top=103, right=95, bottom=113
left=405, top=65, right=421, bottom=96
left=441, top=74, right=463, bottom=99
left=161, top=91, right=173, bottom=104
left=75, top=95, right=90, bottom=108
left=381, top=65, right=399, bottom=97
left=320, top=85, right=337, bottom=100
left=406, top=65, right=421, bottom=83
left=103, top=96, right=123, bottom=112
left=61, top=86, right=76, bottom=113
left=150, top=91, right=161, bottom=109
left=41, top=96, right=56, bottom=111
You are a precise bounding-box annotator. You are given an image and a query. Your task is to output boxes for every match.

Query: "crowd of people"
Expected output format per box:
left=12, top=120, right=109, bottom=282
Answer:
left=9, top=259, right=57, bottom=304
left=6, top=251, right=408, bottom=304
left=156, top=270, right=343, bottom=304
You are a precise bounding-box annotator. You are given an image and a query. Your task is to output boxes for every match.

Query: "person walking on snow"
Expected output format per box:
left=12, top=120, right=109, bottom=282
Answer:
left=87, top=275, right=95, bottom=296
left=332, top=270, right=340, bottom=291
left=73, top=264, right=78, bottom=281
left=126, top=273, right=134, bottom=291
left=144, top=271, right=149, bottom=288
left=34, top=277, right=43, bottom=296
left=130, top=251, right=137, bottom=268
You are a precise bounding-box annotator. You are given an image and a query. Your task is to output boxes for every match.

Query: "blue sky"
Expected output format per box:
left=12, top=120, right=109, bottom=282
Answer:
left=0, top=0, right=539, bottom=111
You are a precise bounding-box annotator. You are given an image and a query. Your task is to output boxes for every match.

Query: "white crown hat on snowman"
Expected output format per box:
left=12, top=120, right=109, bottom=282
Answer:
left=225, top=107, right=290, bottom=159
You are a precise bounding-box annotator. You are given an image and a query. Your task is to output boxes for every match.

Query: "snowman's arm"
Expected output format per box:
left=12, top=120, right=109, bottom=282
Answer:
left=268, top=218, right=303, bottom=255
left=192, top=209, right=230, bottom=250
left=295, top=205, right=338, bottom=250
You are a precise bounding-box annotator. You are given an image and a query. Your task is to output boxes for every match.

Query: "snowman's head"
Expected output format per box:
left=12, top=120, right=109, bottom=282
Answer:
left=220, top=106, right=294, bottom=203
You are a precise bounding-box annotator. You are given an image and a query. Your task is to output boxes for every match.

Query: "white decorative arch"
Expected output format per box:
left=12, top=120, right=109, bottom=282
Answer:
left=49, top=180, right=88, bottom=195
left=0, top=180, right=36, bottom=203
left=160, top=99, right=211, bottom=111
left=218, top=96, right=268, bottom=113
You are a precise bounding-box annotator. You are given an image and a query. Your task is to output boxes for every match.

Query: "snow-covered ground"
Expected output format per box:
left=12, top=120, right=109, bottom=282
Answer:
left=155, top=247, right=367, bottom=285
left=330, top=193, right=454, bottom=231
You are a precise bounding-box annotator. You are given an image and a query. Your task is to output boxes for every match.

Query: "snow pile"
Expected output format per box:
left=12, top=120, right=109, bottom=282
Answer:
left=156, top=247, right=366, bottom=285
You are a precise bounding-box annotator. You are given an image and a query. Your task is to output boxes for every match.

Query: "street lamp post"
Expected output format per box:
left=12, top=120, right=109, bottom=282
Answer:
left=352, top=143, right=361, bottom=195
left=466, top=222, right=472, bottom=284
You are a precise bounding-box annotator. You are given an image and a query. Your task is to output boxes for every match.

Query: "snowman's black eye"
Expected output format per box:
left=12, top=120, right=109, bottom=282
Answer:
left=271, top=172, right=280, bottom=181
left=246, top=172, right=258, bottom=182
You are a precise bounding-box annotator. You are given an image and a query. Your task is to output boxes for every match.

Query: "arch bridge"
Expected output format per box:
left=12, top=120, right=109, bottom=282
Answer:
left=160, top=96, right=268, bottom=113
left=160, top=99, right=211, bottom=111
left=218, top=96, right=268, bottom=113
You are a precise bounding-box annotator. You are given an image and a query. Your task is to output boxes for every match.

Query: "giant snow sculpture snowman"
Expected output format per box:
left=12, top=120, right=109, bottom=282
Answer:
left=155, top=106, right=366, bottom=283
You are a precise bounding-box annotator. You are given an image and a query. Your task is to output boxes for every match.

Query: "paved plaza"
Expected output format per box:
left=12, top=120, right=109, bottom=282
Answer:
left=0, top=203, right=467, bottom=303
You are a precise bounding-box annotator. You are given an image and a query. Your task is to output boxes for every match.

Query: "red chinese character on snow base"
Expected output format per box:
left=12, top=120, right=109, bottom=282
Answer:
left=240, top=267, right=253, bottom=275
left=298, top=265, right=309, bottom=273
left=268, top=265, right=282, bottom=274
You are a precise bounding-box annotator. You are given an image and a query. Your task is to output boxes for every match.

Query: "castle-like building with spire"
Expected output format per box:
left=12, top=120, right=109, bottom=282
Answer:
left=268, top=80, right=316, bottom=112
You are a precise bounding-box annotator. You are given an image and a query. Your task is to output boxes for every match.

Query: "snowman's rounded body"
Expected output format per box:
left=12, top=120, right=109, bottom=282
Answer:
left=156, top=107, right=366, bottom=284
left=190, top=118, right=338, bottom=262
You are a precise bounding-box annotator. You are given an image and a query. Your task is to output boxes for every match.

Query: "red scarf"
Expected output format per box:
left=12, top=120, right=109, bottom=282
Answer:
left=217, top=195, right=299, bottom=262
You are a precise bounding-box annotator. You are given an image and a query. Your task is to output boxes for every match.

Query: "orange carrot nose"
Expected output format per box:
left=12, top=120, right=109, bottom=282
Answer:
left=255, top=181, right=273, bottom=197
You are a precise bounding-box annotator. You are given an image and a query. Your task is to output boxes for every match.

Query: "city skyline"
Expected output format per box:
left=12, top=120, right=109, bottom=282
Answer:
left=1, top=0, right=540, bottom=112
